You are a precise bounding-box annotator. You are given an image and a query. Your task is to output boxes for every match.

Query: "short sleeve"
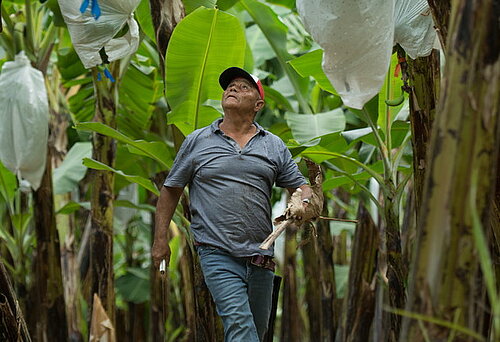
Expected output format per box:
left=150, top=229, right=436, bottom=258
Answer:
left=164, top=135, right=195, bottom=188
left=275, top=139, right=307, bottom=189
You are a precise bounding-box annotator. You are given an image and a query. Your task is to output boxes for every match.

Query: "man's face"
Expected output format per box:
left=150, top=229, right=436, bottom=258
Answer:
left=221, top=77, right=264, bottom=113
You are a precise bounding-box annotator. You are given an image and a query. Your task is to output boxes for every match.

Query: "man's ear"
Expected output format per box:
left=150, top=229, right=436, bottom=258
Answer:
left=254, top=99, right=265, bottom=112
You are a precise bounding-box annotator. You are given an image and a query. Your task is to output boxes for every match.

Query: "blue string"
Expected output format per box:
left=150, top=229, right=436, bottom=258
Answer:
left=90, top=0, right=101, bottom=20
left=79, top=0, right=90, bottom=14
left=97, top=72, right=102, bottom=81
left=104, top=68, right=115, bottom=83
left=80, top=0, right=101, bottom=20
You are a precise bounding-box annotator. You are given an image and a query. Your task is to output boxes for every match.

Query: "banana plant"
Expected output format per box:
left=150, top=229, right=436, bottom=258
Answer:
left=288, top=47, right=412, bottom=339
left=0, top=1, right=70, bottom=340
left=288, top=49, right=411, bottom=214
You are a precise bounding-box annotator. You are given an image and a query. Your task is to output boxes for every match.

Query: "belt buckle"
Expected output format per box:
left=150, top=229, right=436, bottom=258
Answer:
left=251, top=255, right=264, bottom=267
left=251, top=255, right=274, bottom=272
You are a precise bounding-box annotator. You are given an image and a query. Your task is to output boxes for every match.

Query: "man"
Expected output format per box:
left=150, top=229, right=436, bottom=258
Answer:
left=152, top=67, right=311, bottom=341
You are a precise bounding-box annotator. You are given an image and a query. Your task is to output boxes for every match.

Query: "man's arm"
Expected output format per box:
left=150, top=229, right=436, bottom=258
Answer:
left=152, top=185, right=184, bottom=268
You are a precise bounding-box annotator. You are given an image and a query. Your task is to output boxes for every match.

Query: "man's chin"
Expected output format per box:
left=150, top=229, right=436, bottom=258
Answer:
left=222, top=100, right=239, bottom=109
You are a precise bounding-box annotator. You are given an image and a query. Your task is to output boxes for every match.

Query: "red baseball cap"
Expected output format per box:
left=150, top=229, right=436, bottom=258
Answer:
left=219, top=67, right=265, bottom=100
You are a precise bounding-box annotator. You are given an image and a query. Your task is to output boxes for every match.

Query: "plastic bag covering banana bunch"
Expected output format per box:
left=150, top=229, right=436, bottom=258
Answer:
left=394, top=1, right=436, bottom=59
left=0, top=51, right=49, bottom=190
left=58, top=0, right=141, bottom=69
left=297, top=0, right=436, bottom=110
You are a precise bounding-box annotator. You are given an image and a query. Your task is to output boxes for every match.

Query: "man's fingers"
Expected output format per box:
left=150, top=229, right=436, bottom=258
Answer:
left=152, top=240, right=171, bottom=263
left=152, top=252, right=171, bottom=270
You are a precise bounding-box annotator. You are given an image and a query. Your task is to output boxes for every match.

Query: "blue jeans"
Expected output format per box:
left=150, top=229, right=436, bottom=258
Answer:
left=197, top=245, right=275, bottom=342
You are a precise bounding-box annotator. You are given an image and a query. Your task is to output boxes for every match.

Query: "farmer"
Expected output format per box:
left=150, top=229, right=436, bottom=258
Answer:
left=152, top=67, right=311, bottom=341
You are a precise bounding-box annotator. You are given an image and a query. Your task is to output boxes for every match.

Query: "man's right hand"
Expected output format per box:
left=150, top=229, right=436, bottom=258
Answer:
left=152, top=239, right=171, bottom=269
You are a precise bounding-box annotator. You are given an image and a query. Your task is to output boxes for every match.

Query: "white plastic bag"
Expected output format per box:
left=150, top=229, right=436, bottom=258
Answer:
left=394, top=1, right=436, bottom=59
left=58, top=0, right=141, bottom=69
left=297, top=0, right=396, bottom=109
left=0, top=51, right=49, bottom=190
left=297, top=0, right=437, bottom=109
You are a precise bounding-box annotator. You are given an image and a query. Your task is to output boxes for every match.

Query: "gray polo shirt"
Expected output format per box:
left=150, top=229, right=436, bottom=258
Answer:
left=164, top=119, right=306, bottom=257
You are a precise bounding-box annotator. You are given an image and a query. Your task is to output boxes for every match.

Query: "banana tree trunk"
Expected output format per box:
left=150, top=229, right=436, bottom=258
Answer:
left=402, top=1, right=500, bottom=340
left=491, top=148, right=500, bottom=295
left=116, top=303, right=147, bottom=342
left=302, top=162, right=338, bottom=341
left=89, top=65, right=118, bottom=324
left=383, top=183, right=406, bottom=341
left=149, top=0, right=184, bottom=80
left=408, top=50, right=440, bottom=218
left=427, top=0, right=451, bottom=50
left=150, top=271, right=169, bottom=342
left=47, top=66, right=83, bottom=342
left=179, top=239, right=197, bottom=341
left=303, top=216, right=339, bottom=342
left=302, top=236, right=321, bottom=341
left=340, top=204, right=378, bottom=342
left=32, top=147, right=68, bottom=342
left=281, top=229, right=304, bottom=342
left=402, top=50, right=441, bottom=336
left=148, top=174, right=172, bottom=342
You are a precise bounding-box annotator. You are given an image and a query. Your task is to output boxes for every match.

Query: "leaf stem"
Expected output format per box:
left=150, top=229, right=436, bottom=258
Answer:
left=361, top=106, right=392, bottom=178
left=302, top=150, right=385, bottom=186
left=385, top=69, right=392, bottom=152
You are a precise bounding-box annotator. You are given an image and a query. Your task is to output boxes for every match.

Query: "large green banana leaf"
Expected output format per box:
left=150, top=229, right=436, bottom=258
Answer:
left=265, top=0, right=295, bottom=9
left=289, top=49, right=337, bottom=95
left=83, top=158, right=159, bottom=195
left=118, top=63, right=162, bottom=138
left=166, top=7, right=246, bottom=136
left=53, top=142, right=92, bottom=194
left=217, top=0, right=240, bottom=11
left=239, top=0, right=311, bottom=113
left=76, top=122, right=174, bottom=168
left=285, top=109, right=346, bottom=145
left=184, top=0, right=217, bottom=14
left=116, top=267, right=150, bottom=304
left=342, top=121, right=411, bottom=149
left=322, top=160, right=384, bottom=190
left=246, top=23, right=275, bottom=68
left=0, top=160, right=16, bottom=204
left=135, top=0, right=155, bottom=41
left=57, top=42, right=94, bottom=123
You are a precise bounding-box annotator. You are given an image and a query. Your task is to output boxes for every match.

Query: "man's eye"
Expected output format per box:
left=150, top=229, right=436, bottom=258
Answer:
left=242, top=85, right=248, bottom=90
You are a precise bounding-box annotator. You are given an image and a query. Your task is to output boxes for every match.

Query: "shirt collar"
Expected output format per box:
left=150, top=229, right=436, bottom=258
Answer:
left=211, top=118, right=266, bottom=135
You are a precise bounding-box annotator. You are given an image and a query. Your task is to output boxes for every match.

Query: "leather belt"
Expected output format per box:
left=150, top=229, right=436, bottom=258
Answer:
left=249, top=255, right=275, bottom=272
left=194, top=242, right=276, bottom=272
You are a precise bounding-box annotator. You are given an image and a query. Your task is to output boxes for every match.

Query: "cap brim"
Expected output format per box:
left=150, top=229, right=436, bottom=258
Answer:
left=219, top=67, right=258, bottom=90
